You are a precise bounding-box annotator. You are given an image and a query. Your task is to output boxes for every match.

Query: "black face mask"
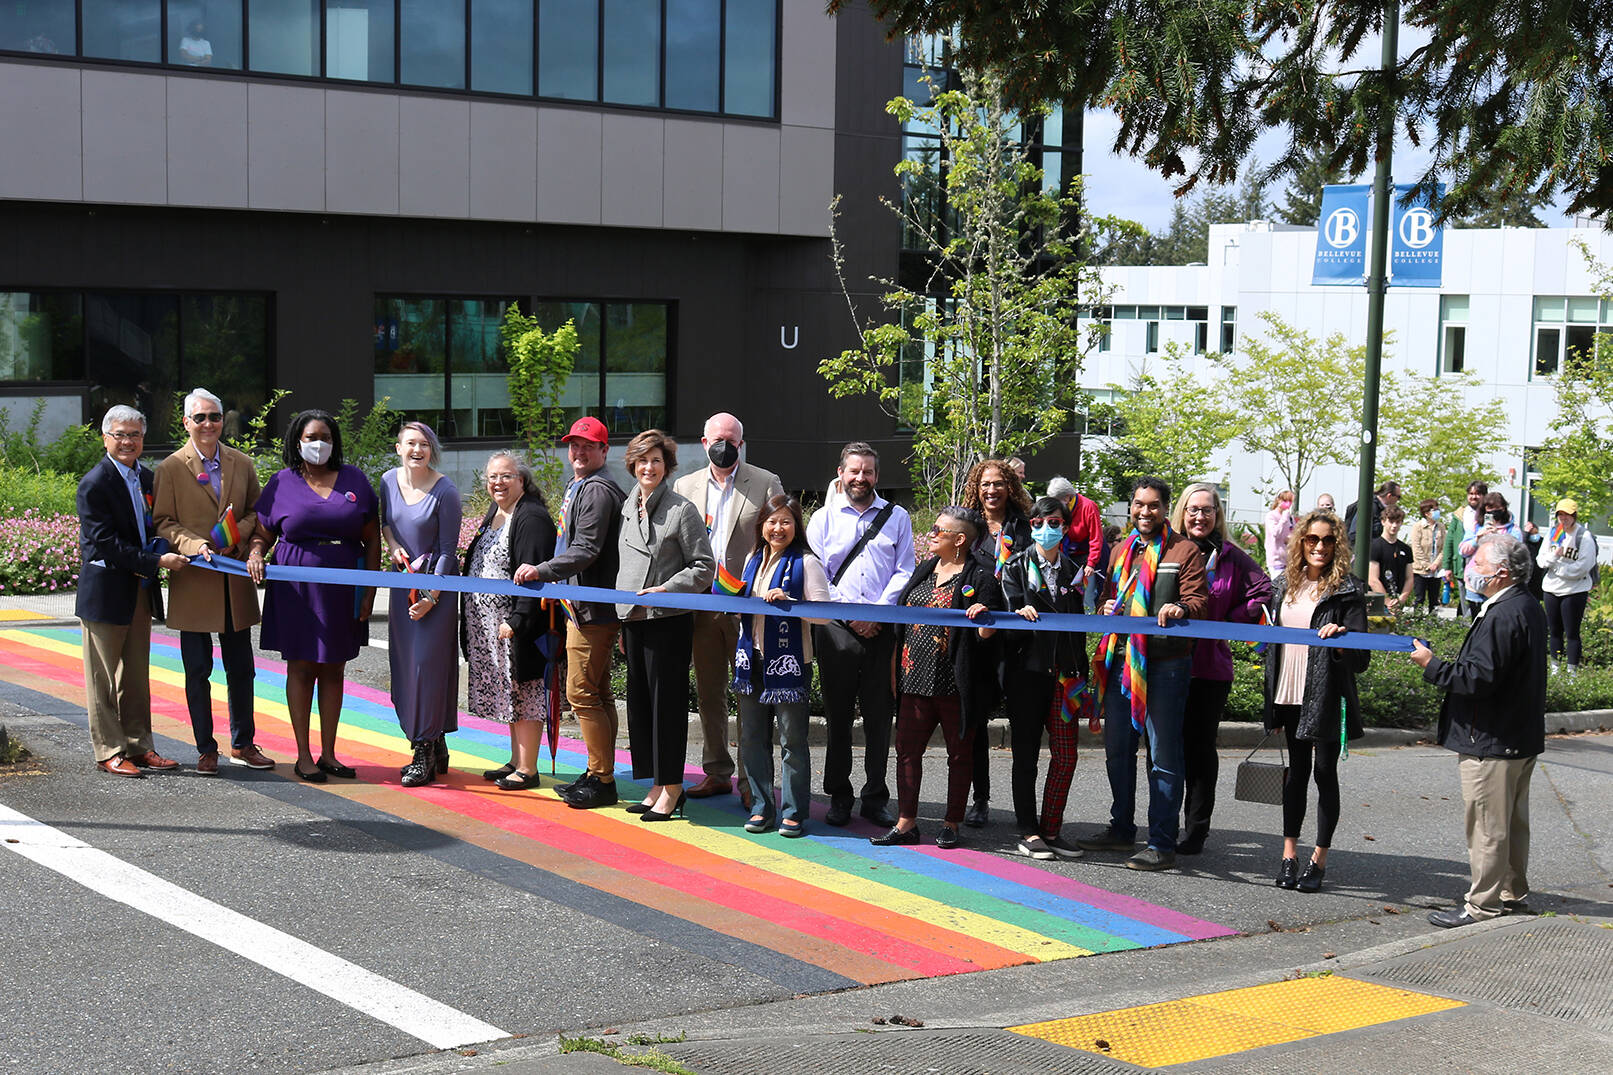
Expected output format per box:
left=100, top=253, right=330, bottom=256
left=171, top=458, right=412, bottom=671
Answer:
left=707, top=439, right=739, bottom=469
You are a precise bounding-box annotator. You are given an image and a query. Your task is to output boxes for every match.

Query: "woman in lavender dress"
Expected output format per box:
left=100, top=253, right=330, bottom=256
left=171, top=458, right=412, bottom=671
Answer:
left=246, top=410, right=381, bottom=783
left=380, top=422, right=462, bottom=787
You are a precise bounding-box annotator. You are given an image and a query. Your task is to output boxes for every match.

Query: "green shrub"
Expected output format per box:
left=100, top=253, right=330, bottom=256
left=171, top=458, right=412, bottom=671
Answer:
left=0, top=467, right=78, bottom=517
left=1545, top=664, right=1613, bottom=713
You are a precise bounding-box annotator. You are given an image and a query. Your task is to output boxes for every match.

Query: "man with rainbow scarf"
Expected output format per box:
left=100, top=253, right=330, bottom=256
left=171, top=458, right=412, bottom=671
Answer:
left=1077, top=477, right=1209, bottom=871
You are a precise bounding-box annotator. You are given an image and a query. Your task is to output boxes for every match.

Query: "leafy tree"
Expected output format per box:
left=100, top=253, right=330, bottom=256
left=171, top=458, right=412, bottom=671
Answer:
left=1377, top=370, right=1506, bottom=506
left=1453, top=189, right=1554, bottom=229
left=500, top=306, right=581, bottom=498
left=836, top=1, right=1613, bottom=223
left=1085, top=345, right=1241, bottom=496
left=821, top=66, right=1114, bottom=503
left=1208, top=311, right=1372, bottom=502
left=1098, top=169, right=1269, bottom=266
left=1533, top=243, right=1613, bottom=519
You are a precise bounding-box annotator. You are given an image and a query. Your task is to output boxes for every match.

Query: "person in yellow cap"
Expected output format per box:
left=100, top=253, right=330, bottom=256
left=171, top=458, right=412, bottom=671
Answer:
left=1536, top=498, right=1597, bottom=671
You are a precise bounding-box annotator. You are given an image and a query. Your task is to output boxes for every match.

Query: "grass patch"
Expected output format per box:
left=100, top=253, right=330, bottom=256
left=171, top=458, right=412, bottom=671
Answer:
left=0, top=725, right=29, bottom=765
left=557, top=1034, right=695, bottom=1074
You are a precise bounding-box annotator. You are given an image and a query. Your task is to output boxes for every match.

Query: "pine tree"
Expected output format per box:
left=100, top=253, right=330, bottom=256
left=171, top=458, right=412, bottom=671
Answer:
left=1274, top=151, right=1353, bottom=226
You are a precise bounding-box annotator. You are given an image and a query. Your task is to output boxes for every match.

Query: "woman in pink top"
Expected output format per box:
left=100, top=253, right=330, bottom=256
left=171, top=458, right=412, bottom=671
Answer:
left=1264, top=490, right=1295, bottom=574
left=1261, top=510, right=1369, bottom=894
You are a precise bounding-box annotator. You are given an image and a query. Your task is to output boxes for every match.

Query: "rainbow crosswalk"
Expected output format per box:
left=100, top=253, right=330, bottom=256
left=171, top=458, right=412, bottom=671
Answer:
left=0, top=626, right=1233, bottom=988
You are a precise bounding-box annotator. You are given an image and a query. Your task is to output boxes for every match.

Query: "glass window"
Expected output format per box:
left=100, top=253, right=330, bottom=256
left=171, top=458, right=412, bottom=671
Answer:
left=1440, top=294, right=1469, bottom=321
left=664, top=0, right=718, bottom=112
left=538, top=0, right=597, bottom=99
left=1097, top=320, right=1111, bottom=353
left=179, top=294, right=268, bottom=439
left=602, top=0, right=658, bottom=106
left=0, top=0, right=75, bottom=54
left=471, top=0, right=533, bottom=95
left=1040, top=151, right=1061, bottom=195
left=400, top=0, right=464, bottom=89
left=249, top=0, right=318, bottom=75
left=1112, top=305, right=1136, bottom=320
left=374, top=298, right=446, bottom=429
left=83, top=0, right=161, bottom=62
left=603, top=302, right=667, bottom=433
left=1533, top=296, right=1563, bottom=323
left=1145, top=320, right=1159, bottom=353
left=85, top=293, right=179, bottom=434
left=1441, top=325, right=1466, bottom=374
left=1535, top=327, right=1559, bottom=378
left=326, top=0, right=393, bottom=82
left=1567, top=295, right=1600, bottom=323
left=1165, top=305, right=1185, bottom=320
left=0, top=292, right=83, bottom=381
left=1194, top=321, right=1208, bottom=355
left=723, top=0, right=775, bottom=116
left=448, top=298, right=517, bottom=438
left=167, top=1, right=242, bottom=69
left=535, top=300, right=601, bottom=425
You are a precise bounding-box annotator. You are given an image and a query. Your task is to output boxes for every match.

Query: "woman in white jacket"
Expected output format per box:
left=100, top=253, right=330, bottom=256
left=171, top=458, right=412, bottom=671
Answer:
left=1536, top=498, right=1598, bottom=670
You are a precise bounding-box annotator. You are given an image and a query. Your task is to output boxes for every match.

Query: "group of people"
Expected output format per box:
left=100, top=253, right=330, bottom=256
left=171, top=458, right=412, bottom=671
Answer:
left=74, top=398, right=1555, bottom=925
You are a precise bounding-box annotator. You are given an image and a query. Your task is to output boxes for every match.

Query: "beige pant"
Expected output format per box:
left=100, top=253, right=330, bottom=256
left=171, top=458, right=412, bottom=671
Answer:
left=1458, top=753, right=1535, bottom=919
left=80, top=589, right=154, bottom=763
left=691, top=610, right=742, bottom=787
left=566, top=621, right=619, bottom=780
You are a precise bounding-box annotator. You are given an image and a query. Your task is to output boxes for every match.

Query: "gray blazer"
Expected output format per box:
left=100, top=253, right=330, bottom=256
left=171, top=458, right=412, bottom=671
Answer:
left=616, top=482, right=716, bottom=620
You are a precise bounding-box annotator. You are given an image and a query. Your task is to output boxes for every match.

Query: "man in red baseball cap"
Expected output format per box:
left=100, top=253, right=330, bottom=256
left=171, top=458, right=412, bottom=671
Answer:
left=513, top=415, right=626, bottom=807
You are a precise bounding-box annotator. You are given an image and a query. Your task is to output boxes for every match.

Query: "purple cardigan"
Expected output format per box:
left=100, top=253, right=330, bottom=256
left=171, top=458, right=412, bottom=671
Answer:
left=1192, top=539, right=1274, bottom=682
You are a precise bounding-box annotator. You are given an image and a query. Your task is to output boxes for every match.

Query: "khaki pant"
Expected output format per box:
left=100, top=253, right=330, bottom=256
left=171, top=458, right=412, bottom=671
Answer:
left=80, top=589, right=154, bottom=763
left=691, top=610, right=743, bottom=787
left=1458, top=753, right=1535, bottom=919
left=567, top=621, right=619, bottom=780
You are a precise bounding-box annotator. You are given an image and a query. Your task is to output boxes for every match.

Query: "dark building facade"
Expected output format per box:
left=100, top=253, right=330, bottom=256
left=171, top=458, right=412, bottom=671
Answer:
left=0, top=1, right=906, bottom=488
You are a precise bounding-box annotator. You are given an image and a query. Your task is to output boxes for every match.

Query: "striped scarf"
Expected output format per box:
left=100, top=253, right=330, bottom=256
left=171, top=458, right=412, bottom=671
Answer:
left=1092, top=526, right=1167, bottom=733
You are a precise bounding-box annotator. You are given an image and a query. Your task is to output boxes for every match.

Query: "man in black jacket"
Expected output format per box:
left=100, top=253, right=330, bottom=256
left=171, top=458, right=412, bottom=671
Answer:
left=1411, top=532, right=1547, bottom=927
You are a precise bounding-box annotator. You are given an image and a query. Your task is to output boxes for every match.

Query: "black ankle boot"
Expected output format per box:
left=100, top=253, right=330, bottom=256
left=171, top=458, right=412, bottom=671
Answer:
left=401, top=741, right=436, bottom=787
left=434, top=734, right=449, bottom=774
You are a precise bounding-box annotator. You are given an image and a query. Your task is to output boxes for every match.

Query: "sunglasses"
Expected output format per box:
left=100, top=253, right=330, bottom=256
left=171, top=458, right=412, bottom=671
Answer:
left=1302, top=534, right=1337, bottom=549
left=930, top=525, right=968, bottom=536
left=188, top=412, right=223, bottom=423
left=1028, top=516, right=1064, bottom=529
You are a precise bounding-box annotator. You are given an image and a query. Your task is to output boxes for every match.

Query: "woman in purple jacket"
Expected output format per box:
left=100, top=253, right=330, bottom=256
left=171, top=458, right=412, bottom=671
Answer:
left=1170, top=483, right=1273, bottom=855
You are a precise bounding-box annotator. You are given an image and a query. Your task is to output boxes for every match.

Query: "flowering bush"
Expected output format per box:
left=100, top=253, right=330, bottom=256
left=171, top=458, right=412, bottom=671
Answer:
left=0, top=511, right=81, bottom=595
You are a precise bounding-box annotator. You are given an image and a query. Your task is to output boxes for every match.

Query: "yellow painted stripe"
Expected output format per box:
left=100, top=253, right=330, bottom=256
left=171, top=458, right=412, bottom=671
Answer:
left=0, top=610, right=50, bottom=622
left=1010, top=976, right=1465, bottom=1067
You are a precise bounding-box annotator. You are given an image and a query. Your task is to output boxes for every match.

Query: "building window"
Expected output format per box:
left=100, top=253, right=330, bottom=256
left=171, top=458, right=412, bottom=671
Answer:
left=1079, top=388, right=1127, bottom=438
left=532, top=300, right=670, bottom=435
left=165, top=1, right=242, bottom=69
left=249, top=0, right=319, bottom=75
left=1438, top=294, right=1467, bottom=374
left=538, top=0, right=597, bottom=99
left=602, top=0, right=659, bottom=106
left=1532, top=295, right=1607, bottom=379
left=375, top=296, right=521, bottom=439
left=471, top=0, right=533, bottom=94
left=82, top=0, right=161, bottom=62
left=400, top=0, right=465, bottom=89
left=1219, top=305, right=1236, bottom=353
left=1145, top=320, right=1159, bottom=354
left=723, top=0, right=774, bottom=116
left=0, top=3, right=76, bottom=53
left=0, top=292, right=84, bottom=381
left=664, top=0, right=719, bottom=112
left=326, top=0, right=395, bottom=82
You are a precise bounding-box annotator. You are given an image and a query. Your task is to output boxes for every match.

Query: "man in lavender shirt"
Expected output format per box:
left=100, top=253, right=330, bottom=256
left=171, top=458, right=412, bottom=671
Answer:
left=807, top=442, right=915, bottom=828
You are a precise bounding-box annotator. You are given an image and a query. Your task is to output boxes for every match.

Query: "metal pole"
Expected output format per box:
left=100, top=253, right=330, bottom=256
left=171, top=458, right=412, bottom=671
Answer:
left=1354, top=1, right=1399, bottom=580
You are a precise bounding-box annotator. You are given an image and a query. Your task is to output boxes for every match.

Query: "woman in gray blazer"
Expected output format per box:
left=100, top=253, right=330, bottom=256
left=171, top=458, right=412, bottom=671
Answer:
left=616, top=429, right=716, bottom=821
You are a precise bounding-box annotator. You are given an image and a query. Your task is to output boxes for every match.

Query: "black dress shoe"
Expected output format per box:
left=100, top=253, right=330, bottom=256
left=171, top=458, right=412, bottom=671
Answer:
left=316, top=758, right=357, bottom=779
left=935, top=825, right=960, bottom=850
left=1297, top=860, right=1326, bottom=893
left=400, top=741, right=436, bottom=788
left=1428, top=907, right=1482, bottom=928
left=563, top=780, right=618, bottom=810
left=860, top=802, right=898, bottom=828
left=1503, top=898, right=1534, bottom=915
left=482, top=761, right=517, bottom=782
left=1275, top=857, right=1299, bottom=889
left=963, top=800, right=989, bottom=828
left=495, top=769, right=541, bottom=791
left=1176, top=834, right=1206, bottom=856
left=870, top=825, right=919, bottom=846
left=825, top=801, right=853, bottom=827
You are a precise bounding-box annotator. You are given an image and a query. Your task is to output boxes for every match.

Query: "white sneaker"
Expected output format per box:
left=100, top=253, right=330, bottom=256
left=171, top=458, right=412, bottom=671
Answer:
left=1017, top=834, right=1055, bottom=860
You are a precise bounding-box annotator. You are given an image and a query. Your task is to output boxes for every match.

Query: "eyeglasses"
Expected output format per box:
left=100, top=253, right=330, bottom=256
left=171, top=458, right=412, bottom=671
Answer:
left=1302, top=534, right=1337, bottom=549
left=1027, top=517, right=1064, bottom=529
left=188, top=412, right=223, bottom=423
left=930, top=525, right=967, bottom=536
left=486, top=474, right=517, bottom=484
left=106, top=431, right=143, bottom=442
left=1184, top=506, right=1217, bottom=518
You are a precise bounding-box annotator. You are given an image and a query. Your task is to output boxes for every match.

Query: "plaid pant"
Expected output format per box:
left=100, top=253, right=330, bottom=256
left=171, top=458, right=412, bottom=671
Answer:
left=1040, top=680, right=1080, bottom=839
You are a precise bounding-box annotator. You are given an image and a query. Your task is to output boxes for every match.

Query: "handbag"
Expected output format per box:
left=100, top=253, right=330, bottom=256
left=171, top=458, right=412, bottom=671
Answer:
left=1234, top=732, right=1288, bottom=805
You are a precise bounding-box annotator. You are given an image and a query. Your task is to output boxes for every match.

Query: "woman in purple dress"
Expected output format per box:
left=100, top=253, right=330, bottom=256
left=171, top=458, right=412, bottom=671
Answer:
left=380, top=422, right=462, bottom=787
left=246, top=410, right=381, bottom=782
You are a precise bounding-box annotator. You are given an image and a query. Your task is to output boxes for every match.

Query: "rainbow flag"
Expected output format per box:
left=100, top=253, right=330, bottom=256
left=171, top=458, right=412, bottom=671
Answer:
left=994, top=531, right=1014, bottom=577
left=209, top=504, right=240, bottom=550
left=1551, top=521, right=1569, bottom=547
left=713, top=562, right=746, bottom=596
left=1253, top=606, right=1274, bottom=655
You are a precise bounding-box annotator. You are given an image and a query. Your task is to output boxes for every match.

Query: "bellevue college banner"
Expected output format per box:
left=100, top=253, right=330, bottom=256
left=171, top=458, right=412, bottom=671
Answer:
left=1389, top=183, right=1445, bottom=287
left=1312, top=184, right=1370, bottom=284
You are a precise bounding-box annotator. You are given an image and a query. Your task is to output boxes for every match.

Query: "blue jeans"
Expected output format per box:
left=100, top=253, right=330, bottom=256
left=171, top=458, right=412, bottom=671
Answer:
left=737, top=688, right=812, bottom=825
left=1102, top=656, right=1191, bottom=853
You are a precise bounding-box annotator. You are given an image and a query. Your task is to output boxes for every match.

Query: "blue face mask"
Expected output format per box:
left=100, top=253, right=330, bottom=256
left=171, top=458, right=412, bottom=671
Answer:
left=1032, top=524, right=1063, bottom=550
left=1430, top=509, right=1441, bottom=522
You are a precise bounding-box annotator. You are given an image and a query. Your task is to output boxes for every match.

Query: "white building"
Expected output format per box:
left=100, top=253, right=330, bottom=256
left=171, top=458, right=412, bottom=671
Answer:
left=1085, top=222, right=1613, bottom=529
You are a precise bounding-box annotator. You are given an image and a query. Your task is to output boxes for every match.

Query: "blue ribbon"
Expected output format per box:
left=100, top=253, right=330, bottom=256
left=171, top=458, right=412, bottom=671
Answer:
left=196, top=555, right=1414, bottom=653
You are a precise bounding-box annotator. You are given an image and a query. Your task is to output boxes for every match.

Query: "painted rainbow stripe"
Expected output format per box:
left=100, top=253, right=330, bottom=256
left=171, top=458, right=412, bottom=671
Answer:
left=712, top=562, right=746, bottom=596
left=0, top=626, right=1234, bottom=989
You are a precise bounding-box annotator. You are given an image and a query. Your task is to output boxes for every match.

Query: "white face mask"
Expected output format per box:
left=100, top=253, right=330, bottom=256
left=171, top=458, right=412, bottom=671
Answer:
left=299, top=438, right=332, bottom=466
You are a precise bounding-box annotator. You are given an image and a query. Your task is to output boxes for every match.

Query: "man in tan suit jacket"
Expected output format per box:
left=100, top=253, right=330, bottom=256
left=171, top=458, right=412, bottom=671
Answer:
left=672, top=412, right=784, bottom=808
left=152, top=388, right=273, bottom=775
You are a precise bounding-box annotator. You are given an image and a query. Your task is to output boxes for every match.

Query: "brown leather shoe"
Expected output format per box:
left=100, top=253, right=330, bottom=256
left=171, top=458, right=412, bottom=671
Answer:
left=129, top=749, right=179, bottom=770
left=229, top=745, right=274, bottom=770
left=196, top=752, right=220, bottom=776
left=97, top=755, right=143, bottom=778
left=686, top=775, right=732, bottom=798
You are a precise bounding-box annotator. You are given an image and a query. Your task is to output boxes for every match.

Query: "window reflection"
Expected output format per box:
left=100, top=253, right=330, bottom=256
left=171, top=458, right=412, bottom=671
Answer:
left=326, top=0, right=393, bottom=82
left=723, top=0, right=774, bottom=117
left=82, top=0, right=160, bottom=62
left=401, top=0, right=464, bottom=89
left=535, top=301, right=600, bottom=426
left=86, top=293, right=179, bottom=432
left=249, top=0, right=317, bottom=75
left=664, top=0, right=717, bottom=112
left=0, top=292, right=84, bottom=381
left=602, top=0, right=658, bottom=106
left=180, top=294, right=269, bottom=440
left=0, top=0, right=74, bottom=54
left=374, top=297, right=447, bottom=431
left=604, top=302, right=666, bottom=432
left=167, top=1, right=241, bottom=69
left=471, top=0, right=532, bottom=95
left=538, top=0, right=597, bottom=100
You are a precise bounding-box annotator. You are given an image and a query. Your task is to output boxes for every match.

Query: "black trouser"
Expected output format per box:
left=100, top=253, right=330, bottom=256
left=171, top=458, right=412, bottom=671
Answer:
left=1544, top=591, right=1589, bottom=665
left=623, top=615, right=694, bottom=786
left=1412, top=574, right=1441, bottom=613
left=180, top=593, right=256, bottom=755
left=970, top=652, right=1010, bottom=804
left=1002, top=671, right=1055, bottom=833
left=1181, top=677, right=1232, bottom=845
left=1274, top=703, right=1341, bottom=847
left=814, top=621, right=895, bottom=810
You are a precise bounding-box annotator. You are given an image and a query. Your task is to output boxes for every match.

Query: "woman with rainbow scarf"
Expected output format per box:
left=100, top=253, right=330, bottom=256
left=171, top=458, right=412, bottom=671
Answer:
left=959, top=458, right=1032, bottom=828
left=732, top=494, right=831, bottom=837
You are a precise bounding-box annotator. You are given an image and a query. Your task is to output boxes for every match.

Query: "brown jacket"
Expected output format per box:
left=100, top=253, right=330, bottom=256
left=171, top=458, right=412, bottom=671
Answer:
left=671, top=460, right=784, bottom=582
left=1101, top=529, right=1209, bottom=661
left=153, top=441, right=262, bottom=633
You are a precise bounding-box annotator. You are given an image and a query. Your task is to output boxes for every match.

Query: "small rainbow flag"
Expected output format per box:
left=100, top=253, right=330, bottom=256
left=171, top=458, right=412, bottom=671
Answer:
left=713, top=562, right=746, bottom=596
left=993, top=531, right=1014, bottom=577
left=209, top=504, right=240, bottom=551
left=1253, top=606, right=1274, bottom=655
left=1551, top=521, right=1569, bottom=547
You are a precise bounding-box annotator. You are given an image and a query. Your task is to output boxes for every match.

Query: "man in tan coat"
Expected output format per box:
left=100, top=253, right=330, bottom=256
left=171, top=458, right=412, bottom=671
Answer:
left=153, top=388, right=273, bottom=774
left=672, top=412, right=783, bottom=808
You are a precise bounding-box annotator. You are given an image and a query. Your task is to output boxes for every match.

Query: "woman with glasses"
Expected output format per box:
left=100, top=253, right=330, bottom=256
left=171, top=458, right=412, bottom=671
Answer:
left=871, top=507, right=1000, bottom=850
left=460, top=450, right=557, bottom=791
left=1169, top=483, right=1272, bottom=856
left=1264, top=510, right=1369, bottom=893
left=999, top=495, right=1089, bottom=859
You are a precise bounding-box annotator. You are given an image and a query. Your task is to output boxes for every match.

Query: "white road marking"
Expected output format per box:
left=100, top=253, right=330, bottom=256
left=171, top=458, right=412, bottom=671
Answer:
left=0, top=802, right=505, bottom=1049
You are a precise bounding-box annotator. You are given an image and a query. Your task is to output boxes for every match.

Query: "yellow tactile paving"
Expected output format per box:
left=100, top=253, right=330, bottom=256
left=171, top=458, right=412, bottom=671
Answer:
left=1010, top=975, right=1466, bottom=1068
left=0, top=611, right=48, bottom=622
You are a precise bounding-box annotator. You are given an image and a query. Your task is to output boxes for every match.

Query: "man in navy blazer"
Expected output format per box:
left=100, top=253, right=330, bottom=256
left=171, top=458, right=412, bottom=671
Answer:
left=77, top=405, right=191, bottom=777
